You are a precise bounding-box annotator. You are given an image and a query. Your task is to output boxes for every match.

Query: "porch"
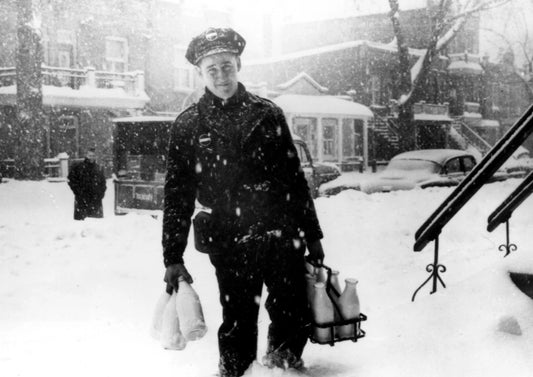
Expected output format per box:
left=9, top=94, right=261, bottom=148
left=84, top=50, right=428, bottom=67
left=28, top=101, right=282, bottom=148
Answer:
left=0, top=65, right=149, bottom=108
left=273, top=94, right=374, bottom=171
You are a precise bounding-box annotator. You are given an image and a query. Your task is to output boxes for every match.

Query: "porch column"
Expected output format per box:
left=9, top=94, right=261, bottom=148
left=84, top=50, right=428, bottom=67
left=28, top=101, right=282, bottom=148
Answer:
left=363, top=117, right=369, bottom=170
left=317, top=117, right=324, bottom=163
left=135, top=71, right=145, bottom=95
left=337, top=116, right=343, bottom=163
left=85, top=67, right=96, bottom=88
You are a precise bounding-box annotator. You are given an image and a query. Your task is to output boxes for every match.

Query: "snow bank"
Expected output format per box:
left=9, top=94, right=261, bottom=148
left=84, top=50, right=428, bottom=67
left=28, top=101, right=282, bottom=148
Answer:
left=1, top=177, right=533, bottom=376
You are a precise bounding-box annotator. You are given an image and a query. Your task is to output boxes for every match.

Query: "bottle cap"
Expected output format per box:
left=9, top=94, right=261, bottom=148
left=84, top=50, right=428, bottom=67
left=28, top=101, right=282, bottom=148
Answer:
left=345, top=278, right=358, bottom=284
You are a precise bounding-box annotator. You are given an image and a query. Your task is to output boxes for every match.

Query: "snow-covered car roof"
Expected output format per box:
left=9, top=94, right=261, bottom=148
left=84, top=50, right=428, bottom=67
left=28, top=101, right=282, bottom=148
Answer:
left=391, top=149, right=475, bottom=165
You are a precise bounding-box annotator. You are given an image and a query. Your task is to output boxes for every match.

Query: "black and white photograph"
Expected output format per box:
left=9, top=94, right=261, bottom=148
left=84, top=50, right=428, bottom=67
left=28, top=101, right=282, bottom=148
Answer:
left=1, top=0, right=533, bottom=376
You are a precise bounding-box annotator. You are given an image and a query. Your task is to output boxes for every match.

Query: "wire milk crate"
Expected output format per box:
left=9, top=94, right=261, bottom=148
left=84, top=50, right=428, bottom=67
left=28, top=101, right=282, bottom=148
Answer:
left=306, top=261, right=367, bottom=346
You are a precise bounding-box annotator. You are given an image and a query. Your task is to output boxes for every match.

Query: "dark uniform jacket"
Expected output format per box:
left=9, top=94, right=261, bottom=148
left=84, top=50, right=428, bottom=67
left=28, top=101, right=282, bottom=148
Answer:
left=162, top=83, right=323, bottom=266
left=68, top=159, right=106, bottom=220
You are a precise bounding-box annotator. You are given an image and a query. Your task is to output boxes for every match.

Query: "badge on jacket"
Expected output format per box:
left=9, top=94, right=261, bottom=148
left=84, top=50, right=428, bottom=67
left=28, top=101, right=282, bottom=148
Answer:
left=199, top=134, right=212, bottom=147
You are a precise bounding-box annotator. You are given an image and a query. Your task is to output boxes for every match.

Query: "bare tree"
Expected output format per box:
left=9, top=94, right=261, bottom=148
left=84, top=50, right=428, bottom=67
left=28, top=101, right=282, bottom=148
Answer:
left=16, top=0, right=44, bottom=179
left=480, top=5, right=533, bottom=101
left=388, top=0, right=510, bottom=151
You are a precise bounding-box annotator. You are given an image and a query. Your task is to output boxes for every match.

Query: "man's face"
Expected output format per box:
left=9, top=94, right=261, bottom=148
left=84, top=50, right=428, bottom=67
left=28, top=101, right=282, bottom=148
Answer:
left=86, top=151, right=96, bottom=162
left=196, top=52, right=240, bottom=100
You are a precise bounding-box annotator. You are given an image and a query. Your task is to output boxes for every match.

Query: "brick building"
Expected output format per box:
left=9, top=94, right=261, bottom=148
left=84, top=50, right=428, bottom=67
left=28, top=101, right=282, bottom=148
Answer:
left=0, top=0, right=231, bottom=175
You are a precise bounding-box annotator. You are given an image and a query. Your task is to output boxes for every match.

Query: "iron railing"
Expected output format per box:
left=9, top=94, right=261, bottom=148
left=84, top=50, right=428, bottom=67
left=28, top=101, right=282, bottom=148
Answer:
left=411, top=104, right=533, bottom=301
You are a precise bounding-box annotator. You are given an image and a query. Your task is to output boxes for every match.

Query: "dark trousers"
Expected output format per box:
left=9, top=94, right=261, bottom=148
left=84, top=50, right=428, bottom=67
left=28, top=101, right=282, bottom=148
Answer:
left=209, top=234, right=311, bottom=377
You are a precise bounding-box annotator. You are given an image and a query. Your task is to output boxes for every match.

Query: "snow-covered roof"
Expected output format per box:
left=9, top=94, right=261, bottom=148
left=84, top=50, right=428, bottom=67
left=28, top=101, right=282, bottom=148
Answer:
left=246, top=39, right=433, bottom=66
left=414, top=113, right=453, bottom=122
left=112, top=116, right=176, bottom=123
left=0, top=85, right=149, bottom=109
left=464, top=111, right=482, bottom=119
left=276, top=72, right=329, bottom=93
left=247, top=41, right=367, bottom=65
left=273, top=94, right=374, bottom=118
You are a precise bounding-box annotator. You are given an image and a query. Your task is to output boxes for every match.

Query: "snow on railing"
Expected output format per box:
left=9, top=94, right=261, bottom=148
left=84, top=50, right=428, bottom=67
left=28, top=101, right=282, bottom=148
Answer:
left=0, top=67, right=16, bottom=86
left=0, top=65, right=145, bottom=95
left=42, top=65, right=86, bottom=89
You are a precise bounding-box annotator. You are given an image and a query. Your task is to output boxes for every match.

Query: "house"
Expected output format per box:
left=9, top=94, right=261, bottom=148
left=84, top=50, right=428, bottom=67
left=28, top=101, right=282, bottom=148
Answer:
left=240, top=5, right=532, bottom=161
left=263, top=72, right=374, bottom=169
left=0, top=0, right=232, bottom=175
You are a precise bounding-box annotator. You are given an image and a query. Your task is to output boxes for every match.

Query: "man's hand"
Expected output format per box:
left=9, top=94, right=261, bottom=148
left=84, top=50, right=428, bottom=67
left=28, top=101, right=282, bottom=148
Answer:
left=306, top=240, right=325, bottom=266
left=164, top=263, right=193, bottom=293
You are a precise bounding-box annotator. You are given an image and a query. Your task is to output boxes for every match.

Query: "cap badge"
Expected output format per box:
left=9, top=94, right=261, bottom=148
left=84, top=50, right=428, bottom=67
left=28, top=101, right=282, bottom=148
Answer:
left=205, top=30, right=218, bottom=41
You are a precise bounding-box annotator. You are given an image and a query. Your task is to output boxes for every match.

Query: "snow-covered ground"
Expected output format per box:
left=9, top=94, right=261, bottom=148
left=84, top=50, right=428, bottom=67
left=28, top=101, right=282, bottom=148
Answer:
left=1, top=176, right=533, bottom=377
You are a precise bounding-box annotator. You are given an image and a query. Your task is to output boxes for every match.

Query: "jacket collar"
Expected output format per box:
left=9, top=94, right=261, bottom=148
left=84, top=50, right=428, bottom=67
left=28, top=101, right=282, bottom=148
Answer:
left=197, top=82, right=272, bottom=144
left=202, top=82, right=247, bottom=109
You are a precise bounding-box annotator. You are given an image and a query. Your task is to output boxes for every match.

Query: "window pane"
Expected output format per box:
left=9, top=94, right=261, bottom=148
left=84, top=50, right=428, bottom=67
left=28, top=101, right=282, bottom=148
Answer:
left=293, top=117, right=318, bottom=159
left=463, top=157, right=475, bottom=172
left=106, top=40, right=125, bottom=60
left=446, top=158, right=461, bottom=173
left=342, top=119, right=355, bottom=158
left=322, top=118, right=338, bottom=161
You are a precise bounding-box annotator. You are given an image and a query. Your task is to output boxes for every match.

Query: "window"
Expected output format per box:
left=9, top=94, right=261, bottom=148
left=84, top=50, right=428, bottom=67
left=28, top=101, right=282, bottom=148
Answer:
left=58, top=50, right=71, bottom=68
left=342, top=119, right=355, bottom=159
left=322, top=118, right=338, bottom=162
left=462, top=156, right=475, bottom=172
left=295, top=142, right=310, bottom=165
left=293, top=117, right=318, bottom=159
left=342, top=119, right=364, bottom=160
left=42, top=35, right=50, bottom=65
left=50, top=116, right=79, bottom=158
left=57, top=30, right=73, bottom=45
left=105, top=37, right=128, bottom=72
left=174, top=46, right=195, bottom=90
left=370, top=75, right=380, bottom=105
left=445, top=158, right=461, bottom=174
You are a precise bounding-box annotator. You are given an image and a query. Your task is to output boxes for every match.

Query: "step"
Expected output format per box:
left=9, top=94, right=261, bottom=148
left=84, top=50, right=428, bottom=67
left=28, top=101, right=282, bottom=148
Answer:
left=509, top=272, right=533, bottom=300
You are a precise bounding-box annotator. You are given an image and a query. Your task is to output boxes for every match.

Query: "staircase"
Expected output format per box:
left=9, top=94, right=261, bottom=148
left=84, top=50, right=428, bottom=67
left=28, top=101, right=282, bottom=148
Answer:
left=370, top=115, right=400, bottom=160
left=450, top=119, right=492, bottom=156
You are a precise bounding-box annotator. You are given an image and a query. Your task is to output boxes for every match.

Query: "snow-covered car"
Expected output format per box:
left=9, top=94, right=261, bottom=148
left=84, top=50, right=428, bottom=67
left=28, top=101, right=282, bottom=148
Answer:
left=501, top=146, right=533, bottom=178
left=292, top=136, right=341, bottom=197
left=360, top=149, right=506, bottom=194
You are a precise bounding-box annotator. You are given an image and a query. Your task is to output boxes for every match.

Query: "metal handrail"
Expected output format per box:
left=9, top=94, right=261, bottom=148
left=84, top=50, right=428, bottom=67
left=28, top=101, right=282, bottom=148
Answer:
left=414, top=104, right=533, bottom=252
left=487, top=170, right=533, bottom=233
left=452, top=119, right=492, bottom=153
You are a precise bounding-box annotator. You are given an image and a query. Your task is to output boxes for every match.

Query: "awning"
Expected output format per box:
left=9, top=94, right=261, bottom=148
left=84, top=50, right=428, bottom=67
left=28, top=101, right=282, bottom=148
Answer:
left=480, top=119, right=500, bottom=128
left=447, top=60, right=483, bottom=76
left=273, top=94, right=374, bottom=118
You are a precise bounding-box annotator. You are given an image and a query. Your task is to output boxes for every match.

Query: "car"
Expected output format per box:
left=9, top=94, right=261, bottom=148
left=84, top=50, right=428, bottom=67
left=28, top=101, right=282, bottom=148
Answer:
left=292, top=136, right=341, bottom=197
left=359, top=149, right=506, bottom=194
left=501, top=146, right=533, bottom=178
